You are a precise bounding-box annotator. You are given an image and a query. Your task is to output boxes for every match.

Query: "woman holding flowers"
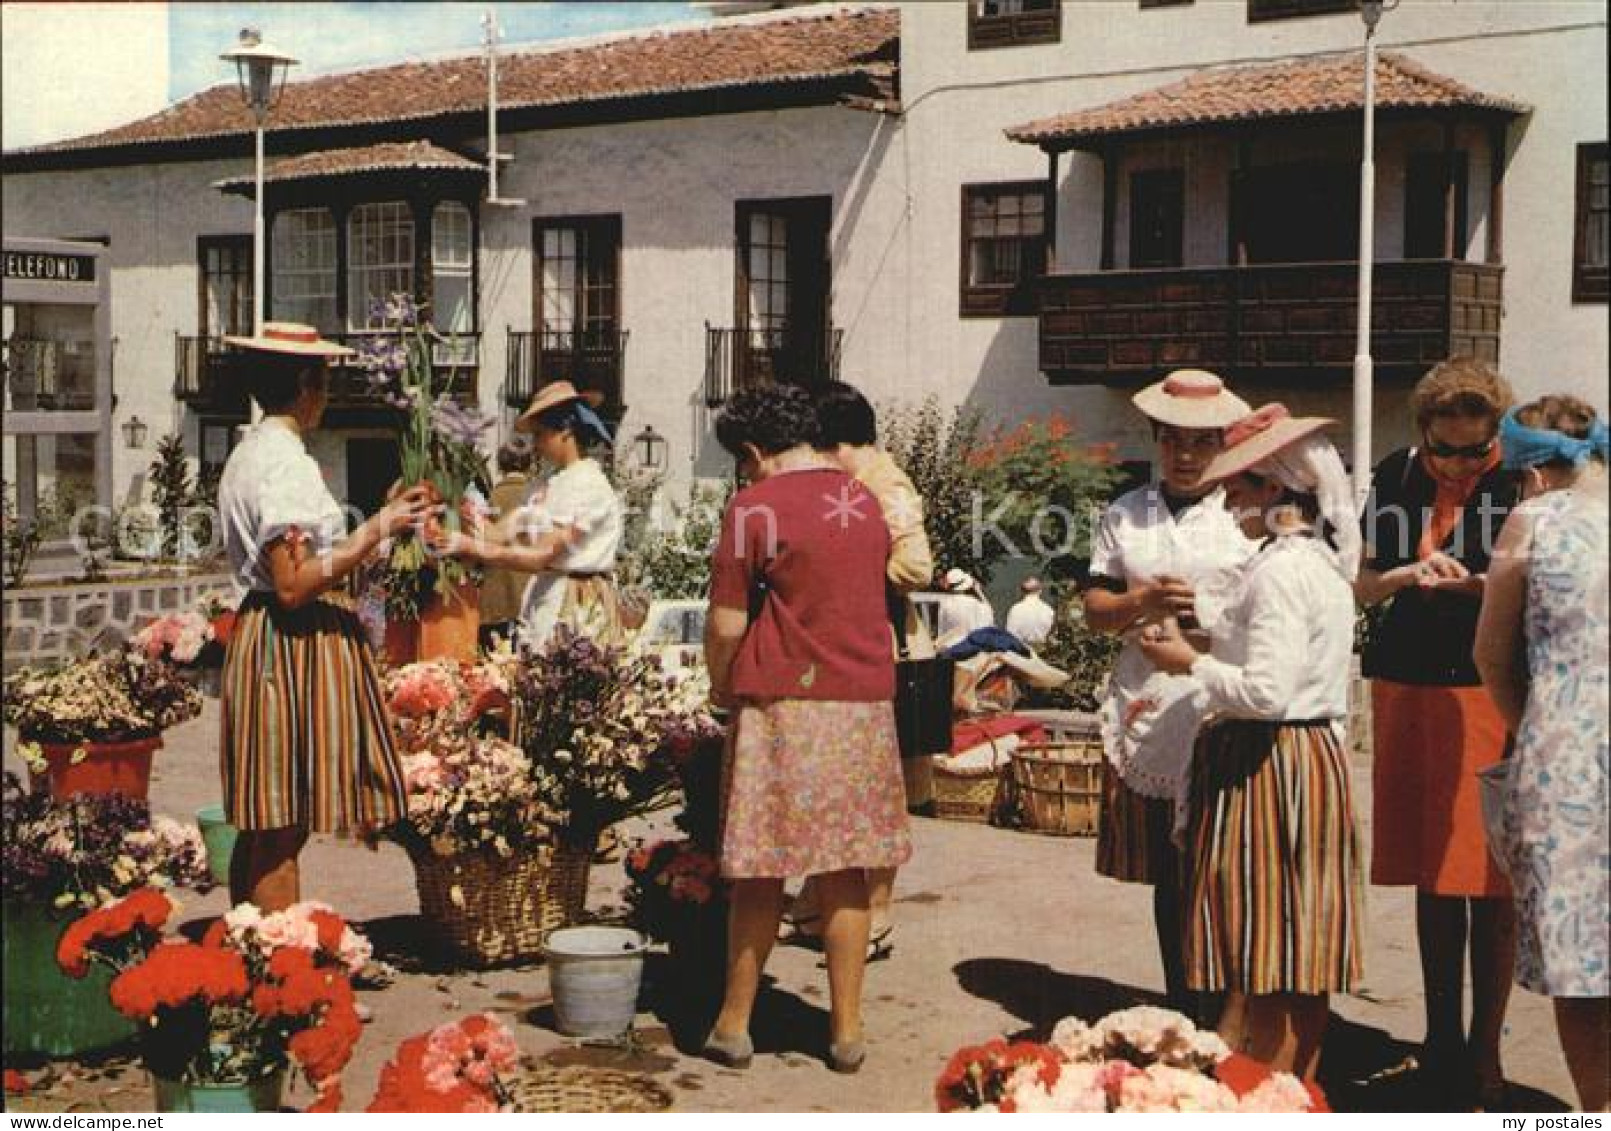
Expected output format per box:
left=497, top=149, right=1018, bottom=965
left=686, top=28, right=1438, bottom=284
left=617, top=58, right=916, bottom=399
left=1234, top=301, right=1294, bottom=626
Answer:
left=1138, top=405, right=1365, bottom=1080
left=701, top=385, right=912, bottom=1075
left=439, top=380, right=625, bottom=650
left=217, top=323, right=435, bottom=912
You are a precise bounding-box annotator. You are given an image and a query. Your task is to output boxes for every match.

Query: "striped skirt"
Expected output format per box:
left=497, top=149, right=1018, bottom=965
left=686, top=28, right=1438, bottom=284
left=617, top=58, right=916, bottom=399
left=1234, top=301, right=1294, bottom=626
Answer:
left=220, top=590, right=407, bottom=833
left=1183, top=720, right=1364, bottom=995
left=1095, top=762, right=1178, bottom=886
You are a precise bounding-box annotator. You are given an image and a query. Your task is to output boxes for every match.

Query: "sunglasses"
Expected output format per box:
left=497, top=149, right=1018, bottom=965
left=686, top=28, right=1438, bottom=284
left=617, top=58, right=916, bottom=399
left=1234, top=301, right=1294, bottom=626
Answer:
left=1425, top=438, right=1496, bottom=459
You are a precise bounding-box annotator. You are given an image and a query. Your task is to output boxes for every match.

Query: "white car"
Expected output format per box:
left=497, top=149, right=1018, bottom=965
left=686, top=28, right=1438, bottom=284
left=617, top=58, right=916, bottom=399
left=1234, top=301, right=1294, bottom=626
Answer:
left=633, top=599, right=707, bottom=674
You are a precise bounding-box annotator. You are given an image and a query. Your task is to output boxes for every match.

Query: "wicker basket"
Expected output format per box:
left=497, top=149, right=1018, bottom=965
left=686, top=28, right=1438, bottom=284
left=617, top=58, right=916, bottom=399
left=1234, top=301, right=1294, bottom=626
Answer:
left=1010, top=736, right=1103, bottom=837
left=406, top=839, right=593, bottom=968
left=932, top=761, right=1005, bottom=823
left=510, top=1067, right=673, bottom=1113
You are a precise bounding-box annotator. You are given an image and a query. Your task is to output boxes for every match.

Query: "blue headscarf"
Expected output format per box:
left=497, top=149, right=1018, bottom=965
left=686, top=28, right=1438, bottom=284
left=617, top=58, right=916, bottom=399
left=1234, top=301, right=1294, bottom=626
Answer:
left=539, top=400, right=614, bottom=448
left=1499, top=407, right=1609, bottom=471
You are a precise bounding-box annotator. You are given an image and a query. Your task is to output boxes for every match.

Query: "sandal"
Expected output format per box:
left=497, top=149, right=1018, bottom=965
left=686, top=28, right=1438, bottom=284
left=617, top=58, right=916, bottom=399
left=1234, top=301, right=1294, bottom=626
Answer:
left=779, top=914, right=824, bottom=947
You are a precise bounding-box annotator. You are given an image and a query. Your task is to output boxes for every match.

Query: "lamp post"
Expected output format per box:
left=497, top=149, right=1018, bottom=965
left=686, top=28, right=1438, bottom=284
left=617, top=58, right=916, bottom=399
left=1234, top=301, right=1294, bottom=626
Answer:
left=221, top=28, right=297, bottom=334
left=1353, top=0, right=1396, bottom=503
left=121, top=415, right=148, bottom=451
left=632, top=424, right=668, bottom=474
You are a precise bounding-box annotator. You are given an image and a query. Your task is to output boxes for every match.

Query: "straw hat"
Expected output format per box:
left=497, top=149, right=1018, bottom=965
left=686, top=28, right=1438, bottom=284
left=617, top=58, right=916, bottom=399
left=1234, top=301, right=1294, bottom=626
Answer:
left=1198, top=404, right=1335, bottom=484
left=223, top=321, right=354, bottom=358
left=515, top=380, right=605, bottom=433
left=1131, top=369, right=1251, bottom=429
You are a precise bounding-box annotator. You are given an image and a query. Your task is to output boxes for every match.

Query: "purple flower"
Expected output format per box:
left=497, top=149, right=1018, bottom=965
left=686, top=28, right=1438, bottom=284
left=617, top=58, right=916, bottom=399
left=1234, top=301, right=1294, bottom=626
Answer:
left=430, top=396, right=495, bottom=449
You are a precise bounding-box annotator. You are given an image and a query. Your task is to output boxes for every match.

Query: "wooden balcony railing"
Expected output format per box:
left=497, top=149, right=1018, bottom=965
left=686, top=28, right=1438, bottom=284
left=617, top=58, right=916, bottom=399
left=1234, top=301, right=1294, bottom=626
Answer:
left=703, top=324, right=843, bottom=407
left=504, top=328, right=629, bottom=412
left=1038, top=260, right=1502, bottom=383
left=175, top=330, right=480, bottom=414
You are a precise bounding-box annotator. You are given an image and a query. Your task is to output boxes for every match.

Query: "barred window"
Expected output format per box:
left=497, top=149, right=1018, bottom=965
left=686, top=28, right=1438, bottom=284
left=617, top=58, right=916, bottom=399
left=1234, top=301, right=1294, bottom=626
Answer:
left=270, top=208, right=336, bottom=332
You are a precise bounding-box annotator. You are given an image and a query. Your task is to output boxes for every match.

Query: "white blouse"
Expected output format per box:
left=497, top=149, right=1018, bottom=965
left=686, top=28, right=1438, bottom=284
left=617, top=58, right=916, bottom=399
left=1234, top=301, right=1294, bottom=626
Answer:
left=218, top=419, right=347, bottom=595
left=512, top=458, right=624, bottom=644
left=1191, top=535, right=1355, bottom=722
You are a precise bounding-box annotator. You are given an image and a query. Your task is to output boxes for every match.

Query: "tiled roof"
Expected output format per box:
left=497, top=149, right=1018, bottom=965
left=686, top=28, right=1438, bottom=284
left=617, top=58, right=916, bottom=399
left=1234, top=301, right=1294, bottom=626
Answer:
left=19, top=6, right=898, bottom=157
left=213, top=141, right=482, bottom=192
left=1006, top=51, right=1528, bottom=148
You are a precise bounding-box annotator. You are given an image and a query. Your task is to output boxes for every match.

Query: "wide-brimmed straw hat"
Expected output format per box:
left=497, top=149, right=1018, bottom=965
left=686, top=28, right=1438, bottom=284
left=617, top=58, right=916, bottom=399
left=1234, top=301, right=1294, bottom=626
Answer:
left=515, top=380, right=606, bottom=433
left=1198, top=403, right=1334, bottom=484
left=223, top=321, right=354, bottom=358
left=1131, top=369, right=1251, bottom=430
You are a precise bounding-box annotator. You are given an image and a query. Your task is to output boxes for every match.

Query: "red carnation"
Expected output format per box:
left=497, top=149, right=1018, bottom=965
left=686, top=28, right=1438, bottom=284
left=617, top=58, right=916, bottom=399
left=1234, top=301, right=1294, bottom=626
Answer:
left=56, top=889, right=174, bottom=978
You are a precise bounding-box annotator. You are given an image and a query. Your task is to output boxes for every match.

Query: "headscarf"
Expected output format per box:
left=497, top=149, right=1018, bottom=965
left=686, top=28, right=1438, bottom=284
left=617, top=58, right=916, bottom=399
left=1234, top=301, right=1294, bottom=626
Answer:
left=1254, top=432, right=1362, bottom=580
left=1499, top=408, right=1610, bottom=471
left=1417, top=439, right=1502, bottom=561
left=539, top=400, right=614, bottom=448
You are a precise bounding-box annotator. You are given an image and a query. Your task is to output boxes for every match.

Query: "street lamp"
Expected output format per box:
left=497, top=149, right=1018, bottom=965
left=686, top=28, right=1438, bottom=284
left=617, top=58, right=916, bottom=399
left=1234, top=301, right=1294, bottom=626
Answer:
left=1352, top=0, right=1397, bottom=503
left=220, top=28, right=297, bottom=335
left=121, top=415, right=148, bottom=450
left=632, top=424, right=668, bottom=473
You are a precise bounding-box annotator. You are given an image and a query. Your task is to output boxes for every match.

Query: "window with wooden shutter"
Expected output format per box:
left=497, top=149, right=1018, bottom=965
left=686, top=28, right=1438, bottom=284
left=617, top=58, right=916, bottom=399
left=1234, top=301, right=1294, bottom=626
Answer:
left=968, top=0, right=1061, bottom=49
left=961, top=182, right=1048, bottom=317
left=1574, top=142, right=1608, bottom=303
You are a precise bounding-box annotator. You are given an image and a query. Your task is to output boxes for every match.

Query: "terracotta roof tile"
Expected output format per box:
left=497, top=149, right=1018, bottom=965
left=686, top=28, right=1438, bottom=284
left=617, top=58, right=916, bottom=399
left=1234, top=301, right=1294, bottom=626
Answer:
left=1006, top=51, right=1528, bottom=148
left=21, top=6, right=898, bottom=156
left=213, top=141, right=482, bottom=192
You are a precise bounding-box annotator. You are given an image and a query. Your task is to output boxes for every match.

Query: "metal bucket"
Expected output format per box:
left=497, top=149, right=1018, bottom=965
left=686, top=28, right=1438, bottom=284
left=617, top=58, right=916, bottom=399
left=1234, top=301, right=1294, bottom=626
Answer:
left=542, top=926, right=646, bottom=1040
left=195, top=805, right=238, bottom=887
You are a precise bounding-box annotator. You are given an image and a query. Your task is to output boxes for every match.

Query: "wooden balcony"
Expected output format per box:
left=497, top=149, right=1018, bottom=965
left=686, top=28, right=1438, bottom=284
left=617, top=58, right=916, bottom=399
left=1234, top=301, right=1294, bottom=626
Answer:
left=175, top=330, right=479, bottom=417
left=504, top=328, right=629, bottom=414
left=1038, top=260, right=1502, bottom=383
left=703, top=324, right=843, bottom=407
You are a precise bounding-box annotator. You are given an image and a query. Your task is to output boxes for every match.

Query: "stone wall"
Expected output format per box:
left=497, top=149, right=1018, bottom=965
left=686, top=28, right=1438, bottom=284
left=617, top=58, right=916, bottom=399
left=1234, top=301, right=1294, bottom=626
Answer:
left=2, top=573, right=236, bottom=672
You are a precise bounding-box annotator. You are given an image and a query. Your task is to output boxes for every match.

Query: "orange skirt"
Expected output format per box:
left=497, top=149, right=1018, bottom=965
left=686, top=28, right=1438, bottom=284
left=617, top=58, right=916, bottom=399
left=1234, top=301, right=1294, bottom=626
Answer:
left=1369, top=680, right=1510, bottom=897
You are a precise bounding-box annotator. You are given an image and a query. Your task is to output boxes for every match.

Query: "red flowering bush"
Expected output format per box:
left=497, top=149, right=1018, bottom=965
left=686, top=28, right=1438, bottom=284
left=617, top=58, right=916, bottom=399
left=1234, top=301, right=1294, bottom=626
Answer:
left=367, top=1014, right=520, bottom=1113
left=57, top=892, right=367, bottom=1111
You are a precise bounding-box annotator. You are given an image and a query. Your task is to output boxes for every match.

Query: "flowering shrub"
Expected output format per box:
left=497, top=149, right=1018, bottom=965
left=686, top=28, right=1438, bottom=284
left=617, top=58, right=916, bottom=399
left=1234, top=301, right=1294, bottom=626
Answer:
left=936, top=1007, right=1327, bottom=1114
left=1, top=773, right=211, bottom=910
left=512, top=629, right=719, bottom=845
left=3, top=647, right=203, bottom=744
left=132, top=611, right=214, bottom=666
left=624, top=838, right=726, bottom=945
left=58, top=891, right=367, bottom=1111
left=367, top=1014, right=520, bottom=1113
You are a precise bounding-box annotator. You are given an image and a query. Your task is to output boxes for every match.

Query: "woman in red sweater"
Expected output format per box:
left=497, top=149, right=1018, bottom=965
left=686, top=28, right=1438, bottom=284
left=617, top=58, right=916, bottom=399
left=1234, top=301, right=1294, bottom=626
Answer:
left=702, top=384, right=912, bottom=1075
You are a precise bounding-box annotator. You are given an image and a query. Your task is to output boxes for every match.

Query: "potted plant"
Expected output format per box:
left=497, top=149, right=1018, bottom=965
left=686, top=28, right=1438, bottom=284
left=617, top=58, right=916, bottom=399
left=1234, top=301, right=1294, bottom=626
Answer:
left=356, top=294, right=493, bottom=664
left=3, top=646, right=204, bottom=800
left=935, top=1006, right=1328, bottom=1113
left=1, top=773, right=212, bottom=1057
left=57, top=894, right=369, bottom=1112
left=366, top=1014, right=520, bottom=1112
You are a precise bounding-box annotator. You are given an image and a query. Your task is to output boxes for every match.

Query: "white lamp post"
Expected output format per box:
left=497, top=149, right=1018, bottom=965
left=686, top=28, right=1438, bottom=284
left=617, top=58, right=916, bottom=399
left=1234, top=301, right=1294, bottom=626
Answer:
left=1352, top=0, right=1396, bottom=503
left=220, top=28, right=297, bottom=334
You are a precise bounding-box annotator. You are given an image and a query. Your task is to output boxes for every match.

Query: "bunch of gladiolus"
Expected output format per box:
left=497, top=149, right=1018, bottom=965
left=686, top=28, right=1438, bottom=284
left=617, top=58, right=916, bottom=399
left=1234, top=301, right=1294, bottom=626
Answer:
left=366, top=1014, right=521, bottom=1112
left=56, top=889, right=367, bottom=1112
left=935, top=1007, right=1328, bottom=1114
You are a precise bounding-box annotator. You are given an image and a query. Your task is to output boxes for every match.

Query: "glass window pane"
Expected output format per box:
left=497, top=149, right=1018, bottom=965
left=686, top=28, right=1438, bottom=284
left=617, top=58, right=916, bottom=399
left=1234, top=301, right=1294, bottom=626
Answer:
left=2, top=432, right=100, bottom=536
left=2, top=302, right=97, bottom=411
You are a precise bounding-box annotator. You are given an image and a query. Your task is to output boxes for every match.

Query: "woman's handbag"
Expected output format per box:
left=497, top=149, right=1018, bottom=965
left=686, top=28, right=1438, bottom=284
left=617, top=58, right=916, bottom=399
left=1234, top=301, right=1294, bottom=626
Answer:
left=892, top=591, right=954, bottom=759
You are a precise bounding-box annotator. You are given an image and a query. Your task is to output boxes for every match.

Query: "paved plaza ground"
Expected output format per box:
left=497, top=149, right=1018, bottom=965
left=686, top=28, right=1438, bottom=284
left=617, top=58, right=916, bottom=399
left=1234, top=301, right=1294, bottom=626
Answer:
left=2, top=701, right=1580, bottom=1113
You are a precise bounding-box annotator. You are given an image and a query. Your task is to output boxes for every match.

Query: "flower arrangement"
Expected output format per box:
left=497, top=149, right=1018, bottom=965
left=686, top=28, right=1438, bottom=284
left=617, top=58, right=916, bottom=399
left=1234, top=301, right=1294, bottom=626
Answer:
left=383, top=657, right=513, bottom=754
left=133, top=611, right=216, bottom=667
left=512, top=629, right=720, bottom=847
left=1, top=772, right=212, bottom=910
left=624, top=839, right=725, bottom=945
left=3, top=647, right=204, bottom=745
left=355, top=294, right=492, bottom=621
left=366, top=1014, right=521, bottom=1112
left=935, top=1007, right=1328, bottom=1114
left=58, top=891, right=367, bottom=1112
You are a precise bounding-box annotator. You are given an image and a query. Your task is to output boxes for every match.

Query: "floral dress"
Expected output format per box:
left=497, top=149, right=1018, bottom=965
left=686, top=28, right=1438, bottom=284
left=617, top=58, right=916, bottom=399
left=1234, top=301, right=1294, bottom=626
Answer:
left=1499, top=484, right=1609, bottom=997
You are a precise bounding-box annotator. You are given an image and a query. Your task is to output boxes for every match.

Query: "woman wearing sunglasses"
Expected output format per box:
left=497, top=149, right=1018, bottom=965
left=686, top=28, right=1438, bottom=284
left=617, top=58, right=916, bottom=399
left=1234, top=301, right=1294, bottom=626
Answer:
left=1357, top=357, right=1520, bottom=1108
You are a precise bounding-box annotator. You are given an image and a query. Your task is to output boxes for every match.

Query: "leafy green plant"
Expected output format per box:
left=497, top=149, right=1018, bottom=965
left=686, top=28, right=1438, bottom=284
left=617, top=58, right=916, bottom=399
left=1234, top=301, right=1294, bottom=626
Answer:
left=616, top=478, right=734, bottom=600
left=148, top=432, right=193, bottom=562
left=880, top=396, right=989, bottom=583
left=1025, top=595, right=1121, bottom=713
left=1, top=479, right=43, bottom=587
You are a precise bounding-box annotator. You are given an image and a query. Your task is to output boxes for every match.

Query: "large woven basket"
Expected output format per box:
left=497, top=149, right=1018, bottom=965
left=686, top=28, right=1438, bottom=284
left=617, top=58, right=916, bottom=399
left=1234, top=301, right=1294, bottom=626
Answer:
left=1010, top=735, right=1103, bottom=837
left=406, top=840, right=593, bottom=968
left=932, top=761, right=1005, bottom=823
left=511, top=1067, right=672, bottom=1113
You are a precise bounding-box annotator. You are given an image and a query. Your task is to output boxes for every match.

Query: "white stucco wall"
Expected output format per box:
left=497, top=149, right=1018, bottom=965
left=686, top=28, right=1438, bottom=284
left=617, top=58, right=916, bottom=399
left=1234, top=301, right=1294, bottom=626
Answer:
left=897, top=0, right=1608, bottom=464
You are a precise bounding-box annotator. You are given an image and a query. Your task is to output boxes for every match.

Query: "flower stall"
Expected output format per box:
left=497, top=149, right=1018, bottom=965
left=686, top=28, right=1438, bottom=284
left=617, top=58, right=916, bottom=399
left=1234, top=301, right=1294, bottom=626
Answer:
left=2, top=774, right=212, bottom=1056
left=935, top=1006, right=1329, bottom=1113
left=3, top=646, right=203, bottom=800
left=56, top=893, right=369, bottom=1112
left=355, top=294, right=493, bottom=664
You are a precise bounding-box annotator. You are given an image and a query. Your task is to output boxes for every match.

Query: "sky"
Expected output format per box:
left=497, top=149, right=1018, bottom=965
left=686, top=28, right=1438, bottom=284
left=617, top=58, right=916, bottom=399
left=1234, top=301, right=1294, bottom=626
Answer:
left=170, top=2, right=705, bottom=101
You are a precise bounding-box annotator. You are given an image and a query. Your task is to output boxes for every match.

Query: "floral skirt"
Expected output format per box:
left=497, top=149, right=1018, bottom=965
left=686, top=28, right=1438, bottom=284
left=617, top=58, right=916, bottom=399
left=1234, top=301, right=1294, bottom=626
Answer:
left=719, top=699, right=913, bottom=880
left=1184, top=720, right=1364, bottom=995
left=220, top=591, right=407, bottom=833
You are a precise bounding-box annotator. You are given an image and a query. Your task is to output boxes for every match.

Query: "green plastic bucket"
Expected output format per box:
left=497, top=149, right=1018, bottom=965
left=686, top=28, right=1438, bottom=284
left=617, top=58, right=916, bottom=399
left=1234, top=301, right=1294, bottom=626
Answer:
left=2, top=901, right=138, bottom=1057
left=196, top=805, right=237, bottom=887
left=152, top=1071, right=285, bottom=1113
